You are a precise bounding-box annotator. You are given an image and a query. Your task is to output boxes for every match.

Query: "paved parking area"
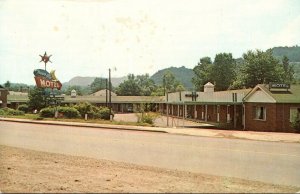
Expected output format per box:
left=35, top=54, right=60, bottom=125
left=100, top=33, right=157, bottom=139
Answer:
left=113, top=113, right=212, bottom=128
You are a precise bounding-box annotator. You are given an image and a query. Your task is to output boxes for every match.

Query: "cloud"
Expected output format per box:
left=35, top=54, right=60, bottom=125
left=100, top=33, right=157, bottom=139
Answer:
left=0, top=0, right=299, bottom=84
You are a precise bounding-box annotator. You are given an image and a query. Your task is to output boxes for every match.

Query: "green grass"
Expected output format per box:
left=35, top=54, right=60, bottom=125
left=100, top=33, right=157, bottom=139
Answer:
left=3, top=114, right=40, bottom=120
left=2, top=114, right=154, bottom=127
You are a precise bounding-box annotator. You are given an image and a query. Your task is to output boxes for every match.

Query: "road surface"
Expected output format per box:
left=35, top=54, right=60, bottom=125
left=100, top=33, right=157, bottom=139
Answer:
left=0, top=121, right=300, bottom=187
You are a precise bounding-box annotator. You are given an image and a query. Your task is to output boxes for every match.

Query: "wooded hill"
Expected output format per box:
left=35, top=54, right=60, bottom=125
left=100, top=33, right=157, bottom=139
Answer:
left=150, top=66, right=195, bottom=90
left=269, top=46, right=300, bottom=81
left=270, top=45, right=300, bottom=62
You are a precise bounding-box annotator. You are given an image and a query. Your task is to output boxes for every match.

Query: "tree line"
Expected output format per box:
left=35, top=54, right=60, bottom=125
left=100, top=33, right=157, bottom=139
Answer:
left=86, top=71, right=186, bottom=96
left=192, top=49, right=295, bottom=91
left=2, top=48, right=297, bottom=96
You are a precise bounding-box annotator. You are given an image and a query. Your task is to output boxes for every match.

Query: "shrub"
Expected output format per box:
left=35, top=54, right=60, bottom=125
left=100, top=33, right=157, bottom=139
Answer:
left=39, top=107, right=55, bottom=118
left=58, top=107, right=80, bottom=119
left=73, top=102, right=112, bottom=120
left=73, top=102, right=93, bottom=118
left=18, top=104, right=29, bottom=113
left=0, top=107, right=25, bottom=116
left=40, top=106, right=80, bottom=119
left=291, top=117, right=300, bottom=133
left=99, top=107, right=111, bottom=120
left=136, top=112, right=159, bottom=125
left=141, top=114, right=154, bottom=124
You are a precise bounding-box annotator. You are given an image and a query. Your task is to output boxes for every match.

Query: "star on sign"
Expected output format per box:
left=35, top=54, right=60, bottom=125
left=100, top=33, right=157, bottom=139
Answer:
left=39, top=52, right=52, bottom=64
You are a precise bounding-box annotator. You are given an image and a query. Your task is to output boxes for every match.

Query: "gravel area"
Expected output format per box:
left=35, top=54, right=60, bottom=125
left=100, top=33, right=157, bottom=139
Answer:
left=0, top=145, right=298, bottom=193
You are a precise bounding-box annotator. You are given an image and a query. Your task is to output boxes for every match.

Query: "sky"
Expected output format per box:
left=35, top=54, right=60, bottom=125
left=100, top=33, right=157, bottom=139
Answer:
left=0, top=0, right=300, bottom=85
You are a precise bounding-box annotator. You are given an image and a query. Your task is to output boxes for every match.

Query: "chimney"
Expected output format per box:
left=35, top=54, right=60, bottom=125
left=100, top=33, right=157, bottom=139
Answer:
left=204, top=82, right=214, bottom=93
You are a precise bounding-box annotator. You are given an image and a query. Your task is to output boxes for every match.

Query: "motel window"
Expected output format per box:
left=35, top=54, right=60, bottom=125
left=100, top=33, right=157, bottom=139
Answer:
left=290, top=108, right=300, bottom=122
left=254, top=106, right=266, bottom=121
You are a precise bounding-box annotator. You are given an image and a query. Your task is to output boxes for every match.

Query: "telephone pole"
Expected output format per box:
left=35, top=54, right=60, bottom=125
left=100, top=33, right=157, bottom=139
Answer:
left=109, top=68, right=112, bottom=118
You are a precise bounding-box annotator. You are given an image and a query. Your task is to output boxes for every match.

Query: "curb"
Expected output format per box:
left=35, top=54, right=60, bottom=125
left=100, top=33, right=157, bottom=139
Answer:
left=0, top=118, right=167, bottom=134
left=1, top=118, right=300, bottom=144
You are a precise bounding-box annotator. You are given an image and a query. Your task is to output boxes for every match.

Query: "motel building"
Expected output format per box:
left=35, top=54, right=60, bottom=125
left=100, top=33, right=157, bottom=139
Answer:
left=243, top=84, right=300, bottom=133
left=3, top=83, right=300, bottom=133
left=165, top=82, right=251, bottom=130
left=165, top=82, right=300, bottom=132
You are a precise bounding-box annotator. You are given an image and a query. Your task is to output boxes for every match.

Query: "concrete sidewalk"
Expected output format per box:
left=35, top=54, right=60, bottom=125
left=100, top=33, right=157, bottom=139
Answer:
left=1, top=117, right=300, bottom=143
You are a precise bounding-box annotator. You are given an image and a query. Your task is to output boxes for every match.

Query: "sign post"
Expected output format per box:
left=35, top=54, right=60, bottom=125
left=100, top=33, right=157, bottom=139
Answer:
left=34, top=52, right=63, bottom=115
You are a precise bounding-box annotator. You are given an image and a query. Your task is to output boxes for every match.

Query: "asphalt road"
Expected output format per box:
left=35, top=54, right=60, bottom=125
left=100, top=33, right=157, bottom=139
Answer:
left=0, top=121, right=300, bottom=187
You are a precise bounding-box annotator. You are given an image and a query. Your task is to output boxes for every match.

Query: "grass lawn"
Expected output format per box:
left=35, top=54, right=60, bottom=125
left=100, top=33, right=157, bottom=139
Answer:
left=2, top=114, right=155, bottom=127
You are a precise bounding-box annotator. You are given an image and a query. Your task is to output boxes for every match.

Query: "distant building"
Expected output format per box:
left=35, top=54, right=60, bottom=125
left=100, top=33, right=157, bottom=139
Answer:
left=0, top=85, right=8, bottom=108
left=71, top=89, right=77, bottom=98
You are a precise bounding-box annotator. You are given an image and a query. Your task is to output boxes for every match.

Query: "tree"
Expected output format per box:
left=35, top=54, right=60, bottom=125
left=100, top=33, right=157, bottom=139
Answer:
left=115, top=74, right=142, bottom=96
left=90, top=77, right=107, bottom=93
left=163, top=70, right=181, bottom=93
left=150, top=86, right=165, bottom=96
left=136, top=74, right=157, bottom=96
left=192, top=57, right=213, bottom=91
left=211, top=53, right=236, bottom=91
left=281, top=55, right=294, bottom=83
left=176, top=84, right=185, bottom=92
left=28, top=87, right=46, bottom=111
left=4, top=81, right=11, bottom=89
left=239, top=50, right=283, bottom=88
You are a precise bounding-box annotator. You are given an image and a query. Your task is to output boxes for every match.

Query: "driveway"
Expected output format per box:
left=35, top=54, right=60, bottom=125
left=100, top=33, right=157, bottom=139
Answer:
left=114, top=113, right=213, bottom=128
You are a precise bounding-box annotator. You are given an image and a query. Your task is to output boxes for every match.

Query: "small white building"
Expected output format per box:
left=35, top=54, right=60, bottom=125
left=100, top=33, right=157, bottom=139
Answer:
left=71, top=89, right=77, bottom=98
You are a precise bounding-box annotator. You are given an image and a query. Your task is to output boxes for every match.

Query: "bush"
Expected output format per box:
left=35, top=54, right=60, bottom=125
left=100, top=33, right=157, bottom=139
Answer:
left=136, top=112, right=159, bottom=125
left=40, top=106, right=80, bottom=119
left=0, top=107, right=25, bottom=116
left=73, top=102, right=93, bottom=118
left=291, top=117, right=300, bottom=133
left=141, top=114, right=154, bottom=124
left=18, top=104, right=29, bottom=113
left=58, top=107, right=80, bottom=119
left=99, top=107, right=111, bottom=120
left=39, top=107, right=55, bottom=118
left=73, top=102, right=112, bottom=120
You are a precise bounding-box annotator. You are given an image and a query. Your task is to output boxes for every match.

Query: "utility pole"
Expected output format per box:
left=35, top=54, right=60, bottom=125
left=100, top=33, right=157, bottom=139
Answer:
left=106, top=78, right=108, bottom=107
left=109, top=68, right=112, bottom=119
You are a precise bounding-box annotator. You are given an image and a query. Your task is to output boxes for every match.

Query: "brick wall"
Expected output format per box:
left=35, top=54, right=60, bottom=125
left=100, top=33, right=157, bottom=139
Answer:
left=244, top=102, right=299, bottom=133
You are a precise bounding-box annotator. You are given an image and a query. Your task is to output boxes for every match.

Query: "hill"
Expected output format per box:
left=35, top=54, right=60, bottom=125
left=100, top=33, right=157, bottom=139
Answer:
left=269, top=46, right=300, bottom=83
left=64, top=76, right=127, bottom=87
left=66, top=76, right=96, bottom=86
left=270, top=45, right=300, bottom=62
left=150, top=66, right=195, bottom=89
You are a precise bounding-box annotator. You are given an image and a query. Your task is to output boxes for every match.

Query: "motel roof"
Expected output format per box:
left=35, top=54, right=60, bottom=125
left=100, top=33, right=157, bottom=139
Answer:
left=63, top=95, right=165, bottom=103
left=167, top=88, right=252, bottom=105
left=7, top=92, right=165, bottom=104
left=244, top=84, right=300, bottom=103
